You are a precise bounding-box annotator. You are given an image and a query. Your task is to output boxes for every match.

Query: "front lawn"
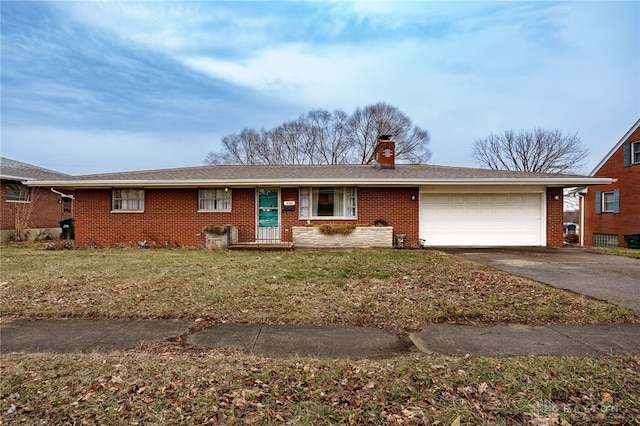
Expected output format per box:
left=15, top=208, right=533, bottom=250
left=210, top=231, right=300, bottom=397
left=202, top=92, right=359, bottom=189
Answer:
left=2, top=243, right=639, bottom=424
left=1, top=244, right=637, bottom=331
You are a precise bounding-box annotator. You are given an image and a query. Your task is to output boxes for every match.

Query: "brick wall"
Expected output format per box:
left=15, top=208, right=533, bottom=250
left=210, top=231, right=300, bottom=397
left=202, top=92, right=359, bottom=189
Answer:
left=1, top=181, right=73, bottom=240
left=583, top=127, right=640, bottom=246
left=75, top=186, right=421, bottom=248
left=280, top=187, right=420, bottom=247
left=545, top=187, right=564, bottom=247
left=75, top=188, right=255, bottom=247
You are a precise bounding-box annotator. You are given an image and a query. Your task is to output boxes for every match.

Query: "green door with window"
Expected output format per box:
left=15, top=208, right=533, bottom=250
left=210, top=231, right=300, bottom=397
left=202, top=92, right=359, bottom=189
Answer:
left=257, top=188, right=280, bottom=242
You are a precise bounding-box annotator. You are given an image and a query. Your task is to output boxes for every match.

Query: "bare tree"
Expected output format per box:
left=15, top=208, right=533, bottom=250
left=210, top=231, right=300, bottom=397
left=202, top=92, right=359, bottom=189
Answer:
left=205, top=103, right=431, bottom=165
left=9, top=187, right=39, bottom=242
left=348, top=102, right=432, bottom=164
left=471, top=128, right=589, bottom=174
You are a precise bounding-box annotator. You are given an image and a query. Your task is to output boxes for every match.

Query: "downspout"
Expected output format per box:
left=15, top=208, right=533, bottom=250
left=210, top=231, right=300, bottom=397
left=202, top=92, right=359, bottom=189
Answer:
left=578, top=191, right=585, bottom=246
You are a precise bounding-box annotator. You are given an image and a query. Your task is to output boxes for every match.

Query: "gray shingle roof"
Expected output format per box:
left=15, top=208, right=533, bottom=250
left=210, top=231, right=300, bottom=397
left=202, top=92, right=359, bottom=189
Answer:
left=22, top=163, right=608, bottom=188
left=54, top=163, right=589, bottom=181
left=0, top=158, right=71, bottom=181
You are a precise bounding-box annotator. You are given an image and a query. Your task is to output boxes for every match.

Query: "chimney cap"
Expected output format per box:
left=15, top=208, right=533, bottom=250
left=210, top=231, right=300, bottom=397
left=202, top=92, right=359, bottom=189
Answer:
left=378, top=134, right=394, bottom=141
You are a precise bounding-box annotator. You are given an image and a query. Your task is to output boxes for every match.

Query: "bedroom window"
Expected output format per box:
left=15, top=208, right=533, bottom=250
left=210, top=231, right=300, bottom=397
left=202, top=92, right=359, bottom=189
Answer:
left=5, top=182, right=30, bottom=202
left=595, top=189, right=620, bottom=214
left=112, top=189, right=144, bottom=212
left=602, top=191, right=616, bottom=213
left=198, top=188, right=232, bottom=211
left=299, top=187, right=356, bottom=218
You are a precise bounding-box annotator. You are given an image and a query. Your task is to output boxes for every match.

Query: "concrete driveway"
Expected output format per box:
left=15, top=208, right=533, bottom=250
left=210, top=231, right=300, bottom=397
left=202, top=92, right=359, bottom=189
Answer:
left=442, top=247, right=640, bottom=312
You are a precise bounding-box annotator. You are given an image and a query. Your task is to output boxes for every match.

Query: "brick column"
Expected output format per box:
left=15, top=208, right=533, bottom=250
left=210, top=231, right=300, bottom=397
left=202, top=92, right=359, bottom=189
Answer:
left=546, top=188, right=564, bottom=247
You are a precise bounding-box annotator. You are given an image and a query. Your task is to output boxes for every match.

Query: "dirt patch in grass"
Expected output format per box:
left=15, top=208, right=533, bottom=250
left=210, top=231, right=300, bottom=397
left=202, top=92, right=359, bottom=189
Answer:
left=1, top=352, right=638, bottom=424
left=1, top=245, right=637, bottom=334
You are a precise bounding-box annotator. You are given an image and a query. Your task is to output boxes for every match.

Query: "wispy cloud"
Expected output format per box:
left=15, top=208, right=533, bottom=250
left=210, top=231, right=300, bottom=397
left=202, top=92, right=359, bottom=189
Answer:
left=1, top=1, right=638, bottom=174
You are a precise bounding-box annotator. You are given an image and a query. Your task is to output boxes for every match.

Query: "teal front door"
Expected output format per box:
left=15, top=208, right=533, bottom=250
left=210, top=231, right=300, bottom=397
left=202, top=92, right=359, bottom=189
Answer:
left=257, top=188, right=280, bottom=242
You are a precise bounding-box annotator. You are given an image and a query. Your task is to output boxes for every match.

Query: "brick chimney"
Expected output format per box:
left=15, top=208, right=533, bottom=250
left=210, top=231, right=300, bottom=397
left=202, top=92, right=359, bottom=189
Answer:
left=372, top=135, right=395, bottom=169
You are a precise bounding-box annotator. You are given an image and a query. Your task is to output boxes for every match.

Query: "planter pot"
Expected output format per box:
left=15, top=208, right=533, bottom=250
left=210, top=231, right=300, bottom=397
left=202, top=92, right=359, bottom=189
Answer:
left=205, top=226, right=238, bottom=249
left=292, top=226, right=393, bottom=248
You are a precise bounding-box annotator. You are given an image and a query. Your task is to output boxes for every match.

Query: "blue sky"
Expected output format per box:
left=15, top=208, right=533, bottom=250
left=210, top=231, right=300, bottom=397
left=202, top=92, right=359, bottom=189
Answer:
left=1, top=1, right=638, bottom=175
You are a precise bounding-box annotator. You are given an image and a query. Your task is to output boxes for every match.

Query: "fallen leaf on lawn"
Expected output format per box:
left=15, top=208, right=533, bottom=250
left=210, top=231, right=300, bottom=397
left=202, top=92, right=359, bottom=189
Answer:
left=600, top=392, right=613, bottom=405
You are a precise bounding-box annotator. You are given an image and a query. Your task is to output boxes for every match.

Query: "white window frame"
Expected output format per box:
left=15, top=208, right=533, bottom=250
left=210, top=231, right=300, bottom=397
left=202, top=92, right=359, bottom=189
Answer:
left=632, top=141, right=640, bottom=165
left=5, top=182, right=30, bottom=203
left=299, top=187, right=357, bottom=219
left=198, top=188, right=232, bottom=212
left=112, top=189, right=144, bottom=212
left=602, top=191, right=616, bottom=213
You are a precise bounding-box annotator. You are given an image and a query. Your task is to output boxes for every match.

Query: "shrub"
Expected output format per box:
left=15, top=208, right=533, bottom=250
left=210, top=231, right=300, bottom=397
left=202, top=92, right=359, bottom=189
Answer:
left=202, top=225, right=229, bottom=235
left=317, top=224, right=357, bottom=235
left=564, top=233, right=579, bottom=244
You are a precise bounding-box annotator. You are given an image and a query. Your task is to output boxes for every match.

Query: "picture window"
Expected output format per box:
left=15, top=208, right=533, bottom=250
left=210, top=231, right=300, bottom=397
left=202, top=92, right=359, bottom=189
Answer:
left=299, top=187, right=356, bottom=218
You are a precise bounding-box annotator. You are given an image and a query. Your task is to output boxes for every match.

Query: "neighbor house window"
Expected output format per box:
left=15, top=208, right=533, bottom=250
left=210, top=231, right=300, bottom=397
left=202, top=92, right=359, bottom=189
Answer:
left=299, top=187, right=356, bottom=218
left=112, top=189, right=144, bottom=211
left=198, top=188, right=231, bottom=211
left=633, top=141, right=640, bottom=164
left=596, top=189, right=620, bottom=214
left=602, top=191, right=615, bottom=213
left=5, top=182, right=30, bottom=202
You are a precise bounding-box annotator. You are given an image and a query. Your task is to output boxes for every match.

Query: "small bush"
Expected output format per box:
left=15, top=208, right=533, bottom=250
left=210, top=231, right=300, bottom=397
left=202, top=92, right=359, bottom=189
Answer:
left=317, top=224, right=357, bottom=235
left=564, top=233, right=579, bottom=244
left=373, top=218, right=388, bottom=226
left=202, top=225, right=229, bottom=235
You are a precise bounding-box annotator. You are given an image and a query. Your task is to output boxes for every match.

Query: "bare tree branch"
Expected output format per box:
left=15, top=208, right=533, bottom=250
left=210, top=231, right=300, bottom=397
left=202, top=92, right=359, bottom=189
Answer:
left=471, top=128, right=589, bottom=174
left=205, top=102, right=431, bottom=165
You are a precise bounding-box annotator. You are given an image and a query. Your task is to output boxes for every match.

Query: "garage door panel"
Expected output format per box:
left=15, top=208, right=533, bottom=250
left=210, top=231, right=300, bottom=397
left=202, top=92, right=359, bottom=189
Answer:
left=420, top=193, right=543, bottom=246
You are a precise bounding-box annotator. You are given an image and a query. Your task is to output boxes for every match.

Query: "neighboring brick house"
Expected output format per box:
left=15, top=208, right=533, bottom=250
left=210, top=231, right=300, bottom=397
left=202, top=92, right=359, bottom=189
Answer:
left=1, top=158, right=74, bottom=242
left=581, top=119, right=640, bottom=248
left=26, top=138, right=610, bottom=248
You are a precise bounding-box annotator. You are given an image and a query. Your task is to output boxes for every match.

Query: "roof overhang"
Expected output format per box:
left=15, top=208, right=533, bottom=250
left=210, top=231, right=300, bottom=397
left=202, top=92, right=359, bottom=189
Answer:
left=25, top=177, right=616, bottom=189
left=1, top=174, right=33, bottom=181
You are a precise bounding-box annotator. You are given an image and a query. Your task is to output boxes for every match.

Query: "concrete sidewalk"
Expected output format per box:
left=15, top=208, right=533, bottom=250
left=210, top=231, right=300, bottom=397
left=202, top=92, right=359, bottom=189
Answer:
left=1, top=319, right=639, bottom=358
left=409, top=323, right=640, bottom=356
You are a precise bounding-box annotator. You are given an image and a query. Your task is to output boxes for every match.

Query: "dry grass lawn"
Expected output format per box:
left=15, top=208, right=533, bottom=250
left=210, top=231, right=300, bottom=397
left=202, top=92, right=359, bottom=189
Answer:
left=1, top=244, right=637, bottom=334
left=2, top=243, right=639, bottom=424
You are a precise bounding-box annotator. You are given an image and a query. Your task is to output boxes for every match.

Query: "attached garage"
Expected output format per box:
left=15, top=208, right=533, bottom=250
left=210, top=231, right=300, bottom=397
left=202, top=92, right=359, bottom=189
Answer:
left=419, top=191, right=545, bottom=246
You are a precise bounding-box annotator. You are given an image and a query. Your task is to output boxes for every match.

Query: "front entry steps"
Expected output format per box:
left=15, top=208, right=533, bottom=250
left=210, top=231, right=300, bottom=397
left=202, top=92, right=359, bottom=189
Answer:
left=227, top=242, right=293, bottom=251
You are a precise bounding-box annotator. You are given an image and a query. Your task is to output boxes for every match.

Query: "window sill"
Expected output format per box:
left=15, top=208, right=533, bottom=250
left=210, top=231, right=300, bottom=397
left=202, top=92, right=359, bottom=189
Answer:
left=110, top=210, right=145, bottom=213
left=5, top=200, right=31, bottom=204
left=198, top=209, right=232, bottom=213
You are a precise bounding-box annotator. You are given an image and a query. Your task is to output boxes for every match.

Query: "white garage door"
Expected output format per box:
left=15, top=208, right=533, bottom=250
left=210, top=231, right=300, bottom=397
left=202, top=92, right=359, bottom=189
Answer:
left=419, top=193, right=544, bottom=246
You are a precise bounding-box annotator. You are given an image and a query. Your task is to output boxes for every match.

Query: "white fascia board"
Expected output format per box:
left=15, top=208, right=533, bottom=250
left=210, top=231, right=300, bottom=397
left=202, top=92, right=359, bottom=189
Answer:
left=25, top=176, right=615, bottom=188
left=1, top=174, right=33, bottom=181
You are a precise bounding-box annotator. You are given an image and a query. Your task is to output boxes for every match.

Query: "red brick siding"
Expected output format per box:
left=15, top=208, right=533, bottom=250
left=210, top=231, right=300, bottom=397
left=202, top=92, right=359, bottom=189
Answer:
left=75, top=186, right=420, bottom=248
left=75, top=188, right=255, bottom=247
left=280, top=187, right=420, bottom=247
left=583, top=127, right=640, bottom=246
left=546, top=187, right=564, bottom=247
left=1, top=181, right=72, bottom=231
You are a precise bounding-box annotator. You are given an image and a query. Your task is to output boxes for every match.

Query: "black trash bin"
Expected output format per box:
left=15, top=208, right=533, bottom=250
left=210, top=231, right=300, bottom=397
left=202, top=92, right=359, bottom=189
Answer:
left=59, top=218, right=75, bottom=240
left=623, top=234, right=640, bottom=249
